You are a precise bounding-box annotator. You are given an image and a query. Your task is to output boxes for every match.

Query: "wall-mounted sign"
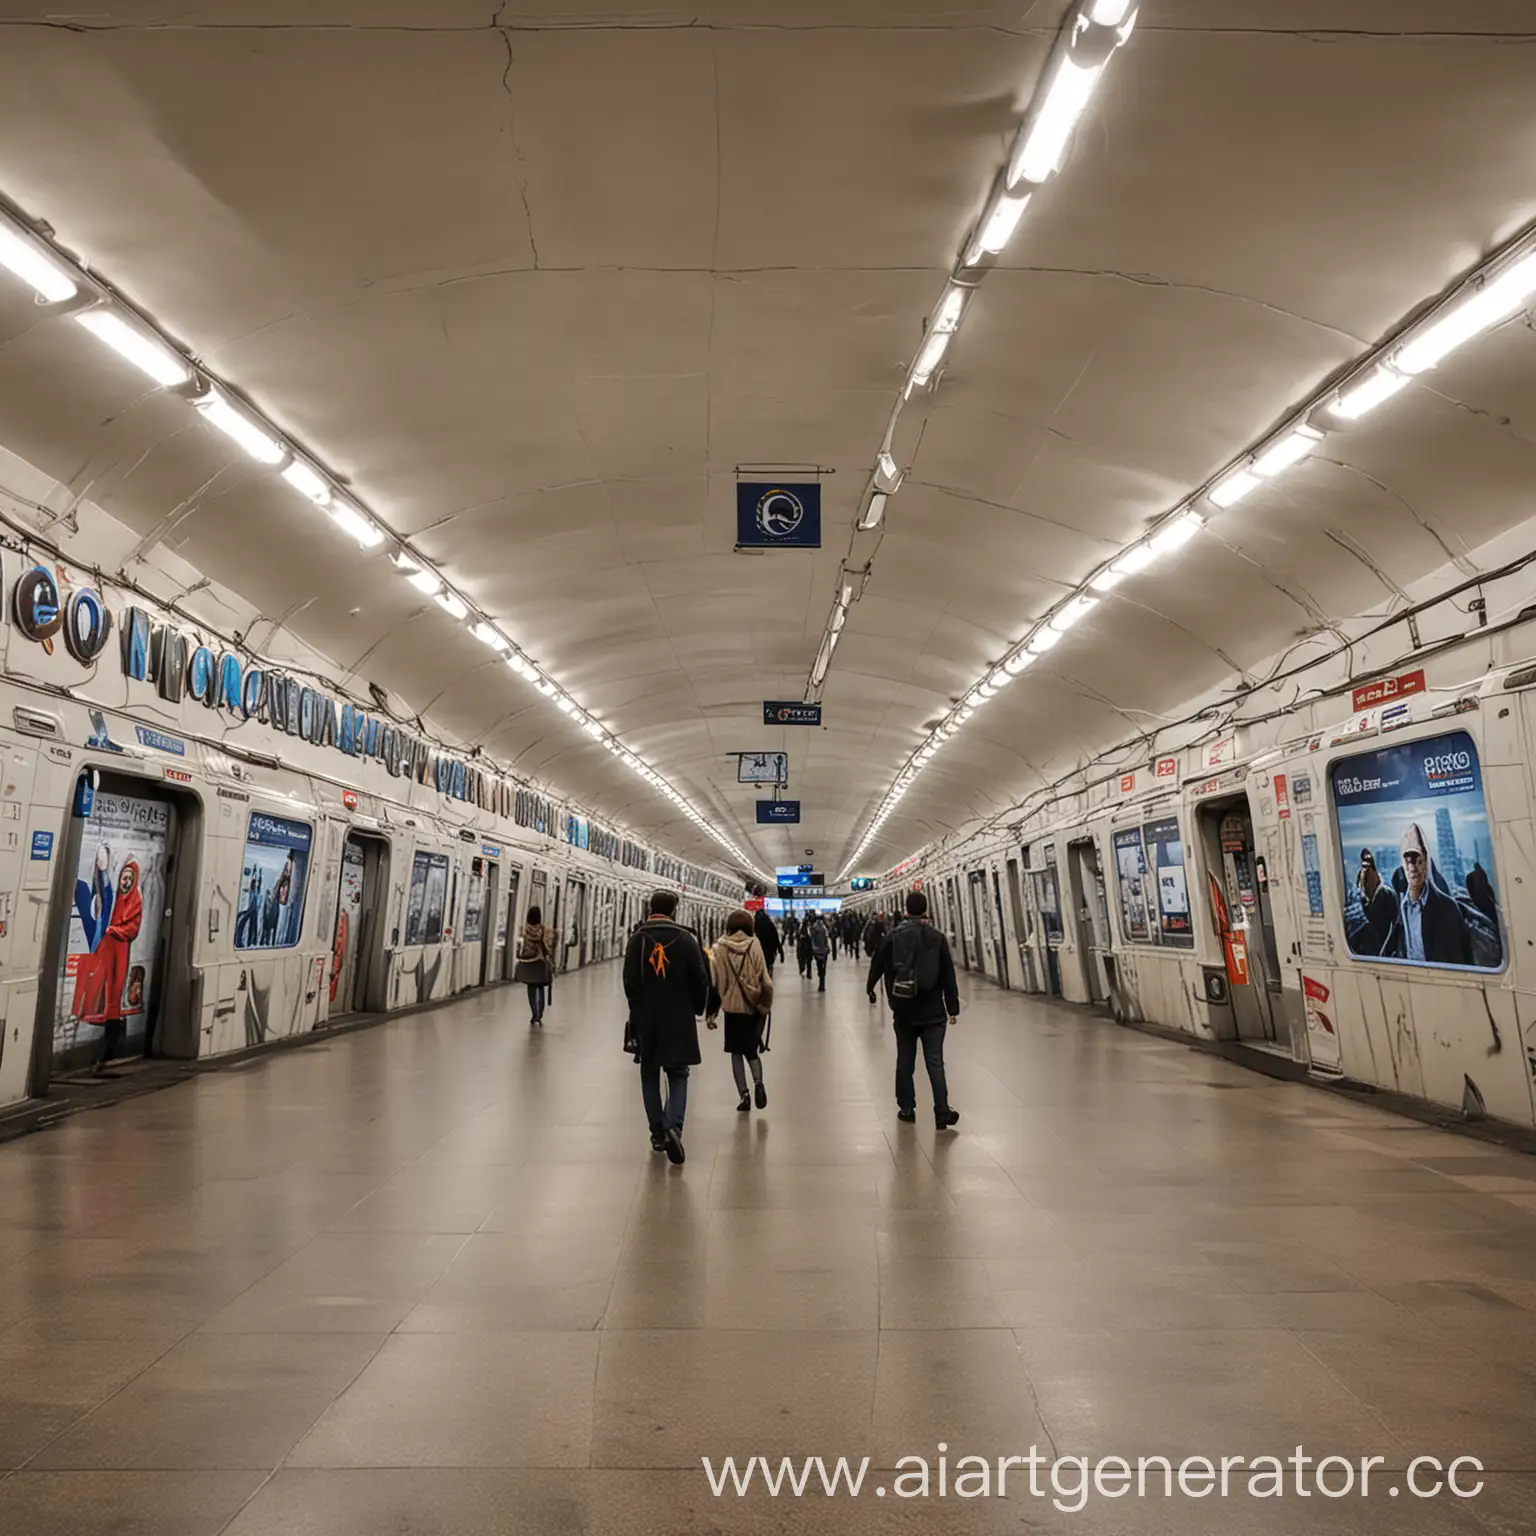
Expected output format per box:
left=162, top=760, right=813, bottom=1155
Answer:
left=30, top=829, right=53, bottom=860
left=850, top=877, right=875, bottom=891
left=1154, top=755, right=1178, bottom=779
left=736, top=483, right=822, bottom=549
left=1119, top=772, right=1136, bottom=794
left=763, top=701, right=821, bottom=727
left=737, top=750, right=788, bottom=784
left=1274, top=773, right=1290, bottom=820
left=757, top=800, right=801, bottom=824
left=1202, top=735, right=1238, bottom=770
left=134, top=725, right=185, bottom=756
left=341, top=789, right=359, bottom=811
left=1352, top=668, right=1425, bottom=714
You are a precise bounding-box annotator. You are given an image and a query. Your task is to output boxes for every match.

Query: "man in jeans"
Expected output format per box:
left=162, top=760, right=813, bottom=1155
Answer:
left=867, top=890, right=961, bottom=1129
left=623, top=889, right=709, bottom=1164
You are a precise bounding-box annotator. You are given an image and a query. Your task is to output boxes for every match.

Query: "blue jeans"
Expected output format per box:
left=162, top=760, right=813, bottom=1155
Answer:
left=641, top=1064, right=689, bottom=1135
left=527, top=983, right=546, bottom=1021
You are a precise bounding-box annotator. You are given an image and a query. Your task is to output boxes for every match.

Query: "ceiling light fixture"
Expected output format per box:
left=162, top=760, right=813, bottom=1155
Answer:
left=282, top=459, right=331, bottom=505
left=194, top=388, right=285, bottom=464
left=1010, top=55, right=1105, bottom=186
left=1251, top=424, right=1324, bottom=478
left=435, top=590, right=468, bottom=620
left=1208, top=467, right=1260, bottom=509
left=1331, top=364, right=1409, bottom=420
left=1395, top=249, right=1536, bottom=375
left=327, top=496, right=384, bottom=550
left=859, top=491, right=887, bottom=530
left=0, top=217, right=78, bottom=301
left=966, top=191, right=1032, bottom=265
left=74, top=307, right=192, bottom=387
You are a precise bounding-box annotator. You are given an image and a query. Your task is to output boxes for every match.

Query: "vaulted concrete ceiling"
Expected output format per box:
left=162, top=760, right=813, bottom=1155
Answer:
left=0, top=1, right=1534, bottom=878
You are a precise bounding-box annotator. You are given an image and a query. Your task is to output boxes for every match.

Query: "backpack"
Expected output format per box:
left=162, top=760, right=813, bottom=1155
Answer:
left=889, top=921, right=941, bottom=1000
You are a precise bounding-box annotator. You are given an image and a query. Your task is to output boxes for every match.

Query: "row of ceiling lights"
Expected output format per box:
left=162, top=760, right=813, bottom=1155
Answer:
left=847, top=220, right=1536, bottom=881
left=825, top=0, right=1141, bottom=875
left=836, top=3, right=1536, bottom=881
left=0, top=200, right=765, bottom=884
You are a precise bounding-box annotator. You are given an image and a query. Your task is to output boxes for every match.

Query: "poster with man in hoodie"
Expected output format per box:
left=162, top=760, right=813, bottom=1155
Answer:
left=235, top=813, right=312, bottom=952
left=1331, top=729, right=1501, bottom=970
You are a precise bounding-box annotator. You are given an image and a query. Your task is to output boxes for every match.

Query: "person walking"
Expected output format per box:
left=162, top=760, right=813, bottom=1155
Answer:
left=705, top=909, right=773, bottom=1112
left=512, top=904, right=555, bottom=1026
left=828, top=915, right=840, bottom=962
left=867, top=890, right=961, bottom=1129
left=623, top=889, right=709, bottom=1164
left=806, top=911, right=830, bottom=991
left=753, top=905, right=782, bottom=974
left=861, top=909, right=887, bottom=960
left=795, top=920, right=813, bottom=979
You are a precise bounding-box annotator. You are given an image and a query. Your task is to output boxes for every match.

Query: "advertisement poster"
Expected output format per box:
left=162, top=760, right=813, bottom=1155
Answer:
left=1112, top=827, right=1150, bottom=942
left=405, top=850, right=450, bottom=945
left=463, top=866, right=484, bottom=943
left=1331, top=729, right=1501, bottom=971
left=1143, top=815, right=1193, bottom=945
left=235, top=813, right=312, bottom=951
left=331, top=841, right=365, bottom=1005
left=55, top=791, right=170, bottom=1063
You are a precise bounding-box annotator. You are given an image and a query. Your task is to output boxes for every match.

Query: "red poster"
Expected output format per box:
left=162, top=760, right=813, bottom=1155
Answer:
left=1351, top=669, right=1425, bottom=714
left=1274, top=773, right=1290, bottom=820
left=1154, top=756, right=1177, bottom=778
left=1120, top=773, right=1136, bottom=793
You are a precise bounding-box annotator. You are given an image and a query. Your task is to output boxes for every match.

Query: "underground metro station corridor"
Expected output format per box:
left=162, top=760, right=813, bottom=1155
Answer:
left=1, top=961, right=1534, bottom=1535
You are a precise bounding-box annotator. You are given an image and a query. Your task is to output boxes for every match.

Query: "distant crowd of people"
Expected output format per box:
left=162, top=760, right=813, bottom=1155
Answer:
left=620, top=890, right=960, bottom=1165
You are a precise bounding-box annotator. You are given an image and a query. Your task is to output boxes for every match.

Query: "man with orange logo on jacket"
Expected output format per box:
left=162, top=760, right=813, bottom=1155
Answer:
left=623, top=889, right=709, bottom=1164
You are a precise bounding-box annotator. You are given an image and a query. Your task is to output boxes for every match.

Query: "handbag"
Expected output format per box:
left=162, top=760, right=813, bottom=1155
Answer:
left=622, top=1014, right=640, bottom=1060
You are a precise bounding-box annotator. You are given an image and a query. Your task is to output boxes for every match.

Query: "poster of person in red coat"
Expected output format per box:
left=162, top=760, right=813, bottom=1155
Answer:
left=56, top=792, right=170, bottom=1068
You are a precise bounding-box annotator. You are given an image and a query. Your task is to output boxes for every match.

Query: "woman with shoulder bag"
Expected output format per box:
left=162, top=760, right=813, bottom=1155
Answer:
left=512, top=905, right=555, bottom=1027
left=704, top=909, right=773, bottom=1112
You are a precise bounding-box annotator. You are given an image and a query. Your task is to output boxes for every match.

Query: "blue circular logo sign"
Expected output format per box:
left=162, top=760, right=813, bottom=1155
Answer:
left=756, top=489, right=804, bottom=539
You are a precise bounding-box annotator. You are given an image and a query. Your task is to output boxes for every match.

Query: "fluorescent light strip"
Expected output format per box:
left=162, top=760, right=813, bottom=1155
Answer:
left=825, top=0, right=1141, bottom=872
left=195, top=389, right=285, bottom=464
left=74, top=308, right=191, bottom=387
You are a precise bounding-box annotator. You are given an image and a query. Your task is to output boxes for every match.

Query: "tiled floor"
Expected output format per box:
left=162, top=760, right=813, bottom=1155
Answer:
left=1, top=956, right=1534, bottom=1533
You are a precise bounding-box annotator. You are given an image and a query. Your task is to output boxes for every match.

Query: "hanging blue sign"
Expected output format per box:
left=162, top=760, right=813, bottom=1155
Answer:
left=763, top=701, right=821, bottom=727
left=30, top=829, right=54, bottom=860
left=135, top=725, right=186, bottom=756
left=736, top=483, right=821, bottom=549
left=757, top=800, right=801, bottom=824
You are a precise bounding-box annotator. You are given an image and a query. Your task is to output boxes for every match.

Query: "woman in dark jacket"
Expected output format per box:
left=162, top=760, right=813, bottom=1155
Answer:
left=512, top=904, right=555, bottom=1026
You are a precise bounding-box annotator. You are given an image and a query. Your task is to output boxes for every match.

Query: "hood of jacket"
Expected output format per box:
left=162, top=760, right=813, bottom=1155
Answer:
left=714, top=930, right=756, bottom=958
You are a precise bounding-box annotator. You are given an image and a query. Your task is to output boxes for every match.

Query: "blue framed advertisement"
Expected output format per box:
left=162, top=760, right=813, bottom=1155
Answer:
left=235, top=812, right=312, bottom=951
left=1331, top=729, right=1501, bottom=971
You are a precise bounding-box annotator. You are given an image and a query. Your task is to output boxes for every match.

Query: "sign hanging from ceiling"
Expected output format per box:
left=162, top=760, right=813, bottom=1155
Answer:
left=757, top=800, right=802, bottom=824
left=763, top=701, right=821, bottom=727
left=736, top=483, right=821, bottom=549
left=736, top=750, right=789, bottom=784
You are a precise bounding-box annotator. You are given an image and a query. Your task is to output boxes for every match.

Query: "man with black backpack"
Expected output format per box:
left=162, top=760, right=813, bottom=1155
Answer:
left=866, top=890, right=961, bottom=1130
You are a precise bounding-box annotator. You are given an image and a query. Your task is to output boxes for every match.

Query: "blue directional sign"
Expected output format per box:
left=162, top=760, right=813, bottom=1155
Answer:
left=757, top=800, right=802, bottom=825
left=737, top=483, right=821, bottom=549
left=763, top=701, right=822, bottom=727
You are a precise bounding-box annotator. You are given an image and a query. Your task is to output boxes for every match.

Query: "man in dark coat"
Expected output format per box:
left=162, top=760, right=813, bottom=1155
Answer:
left=752, top=906, right=782, bottom=974
left=867, top=891, right=961, bottom=1129
left=623, top=889, right=709, bottom=1164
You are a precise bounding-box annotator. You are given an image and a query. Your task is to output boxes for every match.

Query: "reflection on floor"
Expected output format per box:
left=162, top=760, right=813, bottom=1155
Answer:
left=1, top=954, right=1534, bottom=1534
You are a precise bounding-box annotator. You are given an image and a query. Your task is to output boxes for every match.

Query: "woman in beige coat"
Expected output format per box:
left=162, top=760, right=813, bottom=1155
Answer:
left=705, top=909, right=773, bottom=1111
